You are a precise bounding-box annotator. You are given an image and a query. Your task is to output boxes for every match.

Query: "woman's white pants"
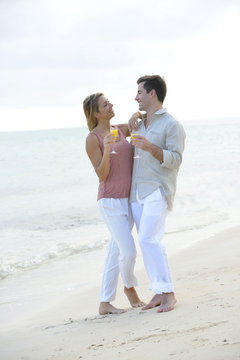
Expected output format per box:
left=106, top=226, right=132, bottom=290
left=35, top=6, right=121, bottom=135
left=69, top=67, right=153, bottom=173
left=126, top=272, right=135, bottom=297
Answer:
left=98, top=198, right=138, bottom=302
left=131, top=188, right=174, bottom=294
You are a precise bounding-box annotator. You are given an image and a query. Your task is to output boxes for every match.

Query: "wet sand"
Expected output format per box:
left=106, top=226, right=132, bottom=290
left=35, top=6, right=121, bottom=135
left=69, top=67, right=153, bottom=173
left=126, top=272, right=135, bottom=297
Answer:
left=1, top=226, right=240, bottom=360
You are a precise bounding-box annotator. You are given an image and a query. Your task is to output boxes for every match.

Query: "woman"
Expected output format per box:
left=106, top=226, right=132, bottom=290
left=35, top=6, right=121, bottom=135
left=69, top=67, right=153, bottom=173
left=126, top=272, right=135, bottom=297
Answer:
left=83, top=92, right=144, bottom=315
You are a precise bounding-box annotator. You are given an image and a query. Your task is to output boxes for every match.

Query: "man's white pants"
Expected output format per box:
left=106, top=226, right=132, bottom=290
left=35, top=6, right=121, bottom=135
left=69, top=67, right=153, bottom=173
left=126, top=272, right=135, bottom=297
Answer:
left=131, top=188, right=174, bottom=294
left=98, top=198, right=138, bottom=302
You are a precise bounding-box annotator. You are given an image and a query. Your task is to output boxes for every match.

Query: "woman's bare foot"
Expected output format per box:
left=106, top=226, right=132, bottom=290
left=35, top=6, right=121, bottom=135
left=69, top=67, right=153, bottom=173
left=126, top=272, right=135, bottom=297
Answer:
left=124, top=287, right=145, bottom=308
left=142, top=294, right=162, bottom=310
left=99, top=302, right=126, bottom=315
left=157, top=292, right=177, bottom=313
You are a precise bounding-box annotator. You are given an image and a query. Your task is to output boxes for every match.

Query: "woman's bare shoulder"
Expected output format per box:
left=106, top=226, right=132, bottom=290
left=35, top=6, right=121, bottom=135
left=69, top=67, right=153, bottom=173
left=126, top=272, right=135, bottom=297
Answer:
left=86, top=132, right=99, bottom=149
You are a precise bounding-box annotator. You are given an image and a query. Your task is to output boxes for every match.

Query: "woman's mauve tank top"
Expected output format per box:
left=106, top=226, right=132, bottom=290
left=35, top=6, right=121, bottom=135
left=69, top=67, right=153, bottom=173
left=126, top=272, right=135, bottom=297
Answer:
left=90, top=126, right=133, bottom=200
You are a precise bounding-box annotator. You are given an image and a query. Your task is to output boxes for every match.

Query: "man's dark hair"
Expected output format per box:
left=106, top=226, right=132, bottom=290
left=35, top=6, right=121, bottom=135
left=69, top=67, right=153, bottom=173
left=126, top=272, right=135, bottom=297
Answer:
left=137, top=75, right=167, bottom=103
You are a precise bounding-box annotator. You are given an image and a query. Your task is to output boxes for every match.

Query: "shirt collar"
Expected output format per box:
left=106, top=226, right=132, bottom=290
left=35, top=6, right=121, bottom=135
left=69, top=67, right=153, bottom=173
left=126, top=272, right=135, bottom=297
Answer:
left=142, top=108, right=167, bottom=127
left=153, top=108, right=167, bottom=116
left=142, top=108, right=167, bottom=120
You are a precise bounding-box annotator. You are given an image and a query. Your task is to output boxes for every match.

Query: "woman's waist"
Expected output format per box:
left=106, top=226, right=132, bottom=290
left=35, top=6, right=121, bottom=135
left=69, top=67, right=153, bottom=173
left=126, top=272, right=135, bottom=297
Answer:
left=98, top=179, right=131, bottom=199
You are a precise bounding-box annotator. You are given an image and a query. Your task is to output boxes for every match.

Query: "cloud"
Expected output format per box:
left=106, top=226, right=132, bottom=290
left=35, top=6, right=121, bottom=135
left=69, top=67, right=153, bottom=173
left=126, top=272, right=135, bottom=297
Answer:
left=1, top=0, right=238, bottom=67
left=0, top=0, right=240, bottom=130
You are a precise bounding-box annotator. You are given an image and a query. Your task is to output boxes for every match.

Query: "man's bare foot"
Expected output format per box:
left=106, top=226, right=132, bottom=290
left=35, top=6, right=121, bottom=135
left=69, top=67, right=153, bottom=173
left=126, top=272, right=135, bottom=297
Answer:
left=142, top=294, right=162, bottom=310
left=124, top=287, right=145, bottom=308
left=157, top=292, right=177, bottom=313
left=99, top=302, right=126, bottom=315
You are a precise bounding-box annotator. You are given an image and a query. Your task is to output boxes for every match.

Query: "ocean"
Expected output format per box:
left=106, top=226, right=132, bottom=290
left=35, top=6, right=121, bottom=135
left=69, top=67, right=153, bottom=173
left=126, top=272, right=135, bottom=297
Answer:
left=0, top=118, right=240, bottom=324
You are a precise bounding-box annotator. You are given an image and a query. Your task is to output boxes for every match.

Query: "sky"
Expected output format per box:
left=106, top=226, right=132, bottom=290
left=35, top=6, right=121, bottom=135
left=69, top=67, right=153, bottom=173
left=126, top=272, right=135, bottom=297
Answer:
left=0, top=0, right=240, bottom=131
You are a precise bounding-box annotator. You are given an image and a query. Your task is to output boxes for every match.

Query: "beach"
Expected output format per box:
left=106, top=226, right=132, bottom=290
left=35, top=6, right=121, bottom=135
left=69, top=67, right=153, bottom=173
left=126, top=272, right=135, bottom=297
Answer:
left=1, top=225, right=240, bottom=359
left=0, top=119, right=240, bottom=359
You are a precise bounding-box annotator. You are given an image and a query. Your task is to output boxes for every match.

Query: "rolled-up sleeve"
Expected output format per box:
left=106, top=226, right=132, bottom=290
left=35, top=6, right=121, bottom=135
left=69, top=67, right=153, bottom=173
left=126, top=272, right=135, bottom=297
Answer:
left=161, top=122, right=186, bottom=169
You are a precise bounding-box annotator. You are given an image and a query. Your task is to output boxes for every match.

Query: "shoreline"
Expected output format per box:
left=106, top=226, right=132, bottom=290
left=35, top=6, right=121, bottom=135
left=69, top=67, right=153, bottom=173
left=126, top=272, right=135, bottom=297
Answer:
left=0, top=216, right=238, bottom=326
left=1, top=225, right=240, bottom=359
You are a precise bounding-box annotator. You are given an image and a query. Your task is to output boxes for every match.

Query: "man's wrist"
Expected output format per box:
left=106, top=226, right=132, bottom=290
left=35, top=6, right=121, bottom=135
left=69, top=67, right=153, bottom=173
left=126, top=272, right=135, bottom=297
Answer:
left=149, top=144, right=163, bottom=163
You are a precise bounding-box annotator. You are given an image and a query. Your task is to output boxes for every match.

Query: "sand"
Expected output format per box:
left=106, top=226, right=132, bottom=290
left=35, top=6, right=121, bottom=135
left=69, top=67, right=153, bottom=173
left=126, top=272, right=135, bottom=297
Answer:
left=1, top=226, right=240, bottom=360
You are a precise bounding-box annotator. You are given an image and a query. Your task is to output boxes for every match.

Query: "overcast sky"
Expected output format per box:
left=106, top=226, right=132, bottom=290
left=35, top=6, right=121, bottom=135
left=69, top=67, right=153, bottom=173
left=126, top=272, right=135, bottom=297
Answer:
left=0, top=0, right=240, bottom=131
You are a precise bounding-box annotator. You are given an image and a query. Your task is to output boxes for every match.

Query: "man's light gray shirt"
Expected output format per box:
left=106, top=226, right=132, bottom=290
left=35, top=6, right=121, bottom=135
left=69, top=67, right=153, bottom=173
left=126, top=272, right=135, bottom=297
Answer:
left=130, top=108, right=186, bottom=210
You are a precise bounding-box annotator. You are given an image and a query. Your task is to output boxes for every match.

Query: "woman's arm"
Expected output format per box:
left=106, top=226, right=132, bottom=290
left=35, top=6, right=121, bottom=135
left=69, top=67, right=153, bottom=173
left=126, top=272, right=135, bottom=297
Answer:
left=117, top=112, right=143, bottom=137
left=128, top=112, right=143, bottom=132
left=117, top=124, right=130, bottom=137
left=85, top=133, right=114, bottom=181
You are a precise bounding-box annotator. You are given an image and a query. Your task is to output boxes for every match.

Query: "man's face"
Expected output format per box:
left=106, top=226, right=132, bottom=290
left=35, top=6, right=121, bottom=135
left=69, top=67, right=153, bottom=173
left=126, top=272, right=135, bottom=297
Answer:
left=135, top=82, right=151, bottom=111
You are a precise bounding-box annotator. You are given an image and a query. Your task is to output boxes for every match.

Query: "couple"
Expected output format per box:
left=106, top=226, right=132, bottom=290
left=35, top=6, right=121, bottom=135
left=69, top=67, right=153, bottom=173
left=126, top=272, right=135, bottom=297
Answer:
left=84, top=75, right=186, bottom=315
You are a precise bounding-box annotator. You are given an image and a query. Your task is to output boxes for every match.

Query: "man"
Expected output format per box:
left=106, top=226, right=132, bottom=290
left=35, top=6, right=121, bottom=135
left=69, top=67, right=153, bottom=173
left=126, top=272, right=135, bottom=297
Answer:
left=129, top=75, right=186, bottom=312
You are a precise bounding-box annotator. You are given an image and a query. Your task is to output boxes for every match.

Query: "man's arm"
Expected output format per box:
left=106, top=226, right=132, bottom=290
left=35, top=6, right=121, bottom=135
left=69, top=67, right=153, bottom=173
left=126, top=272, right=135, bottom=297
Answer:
left=133, top=122, right=185, bottom=168
left=161, top=122, right=186, bottom=169
left=133, top=135, right=164, bottom=163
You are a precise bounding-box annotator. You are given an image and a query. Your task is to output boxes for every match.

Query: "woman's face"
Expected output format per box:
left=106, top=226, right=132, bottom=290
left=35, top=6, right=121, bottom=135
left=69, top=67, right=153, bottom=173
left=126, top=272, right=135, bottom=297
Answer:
left=95, top=96, right=115, bottom=121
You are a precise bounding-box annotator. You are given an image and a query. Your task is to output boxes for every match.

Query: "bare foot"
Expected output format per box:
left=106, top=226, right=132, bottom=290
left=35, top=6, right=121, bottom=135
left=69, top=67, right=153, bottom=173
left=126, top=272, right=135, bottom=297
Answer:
left=142, top=294, right=162, bottom=310
left=157, top=292, right=177, bottom=313
left=124, top=287, right=145, bottom=308
left=99, top=302, right=126, bottom=315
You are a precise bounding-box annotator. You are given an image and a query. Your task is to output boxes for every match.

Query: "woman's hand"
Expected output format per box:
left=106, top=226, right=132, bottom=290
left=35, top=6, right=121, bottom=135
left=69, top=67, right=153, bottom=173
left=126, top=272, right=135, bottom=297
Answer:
left=128, top=112, right=142, bottom=132
left=103, top=132, right=116, bottom=149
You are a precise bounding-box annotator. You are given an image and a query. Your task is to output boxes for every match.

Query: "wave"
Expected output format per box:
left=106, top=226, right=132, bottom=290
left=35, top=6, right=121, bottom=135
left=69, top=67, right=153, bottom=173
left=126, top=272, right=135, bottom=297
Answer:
left=166, top=211, right=229, bottom=235
left=0, top=237, right=108, bottom=281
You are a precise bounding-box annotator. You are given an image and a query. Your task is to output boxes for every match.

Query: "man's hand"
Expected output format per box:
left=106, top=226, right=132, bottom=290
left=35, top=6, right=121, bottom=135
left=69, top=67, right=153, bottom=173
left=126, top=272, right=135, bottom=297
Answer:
left=132, top=135, right=164, bottom=163
left=132, top=135, right=152, bottom=151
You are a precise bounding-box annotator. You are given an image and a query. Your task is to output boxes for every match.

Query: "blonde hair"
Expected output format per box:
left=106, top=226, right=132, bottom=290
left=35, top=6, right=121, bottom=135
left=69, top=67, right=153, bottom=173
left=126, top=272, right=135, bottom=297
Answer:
left=83, top=93, right=103, bottom=131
